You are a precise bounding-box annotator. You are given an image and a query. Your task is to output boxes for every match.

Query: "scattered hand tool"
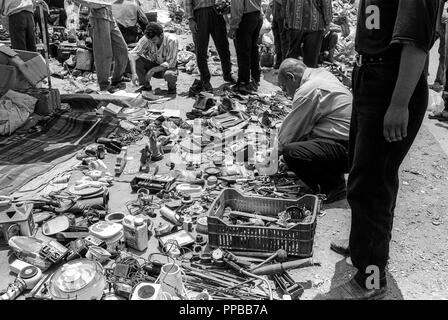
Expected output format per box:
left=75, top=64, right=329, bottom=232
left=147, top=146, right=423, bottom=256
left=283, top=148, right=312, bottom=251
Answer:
left=228, top=211, right=278, bottom=223
left=250, top=249, right=288, bottom=271
left=96, top=138, right=123, bottom=154
left=272, top=272, right=304, bottom=300
left=281, top=271, right=304, bottom=298
left=222, top=255, right=273, bottom=300
left=250, top=259, right=320, bottom=276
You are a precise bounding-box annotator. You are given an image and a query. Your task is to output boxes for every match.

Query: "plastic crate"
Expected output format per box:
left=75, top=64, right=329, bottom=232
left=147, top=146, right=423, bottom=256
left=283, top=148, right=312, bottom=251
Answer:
left=206, top=189, right=320, bottom=258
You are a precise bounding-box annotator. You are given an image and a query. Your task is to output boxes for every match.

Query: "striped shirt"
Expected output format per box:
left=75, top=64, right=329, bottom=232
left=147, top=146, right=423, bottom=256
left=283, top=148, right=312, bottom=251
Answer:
left=184, top=0, right=216, bottom=20
left=284, top=0, right=332, bottom=31
left=130, top=33, right=179, bottom=69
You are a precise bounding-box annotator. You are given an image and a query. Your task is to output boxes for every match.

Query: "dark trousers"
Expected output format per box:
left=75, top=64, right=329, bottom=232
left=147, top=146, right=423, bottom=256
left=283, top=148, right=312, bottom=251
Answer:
left=272, top=2, right=289, bottom=68
left=118, top=24, right=140, bottom=44
left=234, top=11, right=263, bottom=84
left=283, top=138, right=348, bottom=194
left=193, top=7, right=232, bottom=83
left=287, top=30, right=324, bottom=68
left=135, top=57, right=178, bottom=90
left=8, top=11, right=37, bottom=52
left=348, top=62, right=428, bottom=285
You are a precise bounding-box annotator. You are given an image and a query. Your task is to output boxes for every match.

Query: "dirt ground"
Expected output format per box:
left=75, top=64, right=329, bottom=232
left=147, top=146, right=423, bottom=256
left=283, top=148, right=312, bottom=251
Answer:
left=1, top=33, right=447, bottom=300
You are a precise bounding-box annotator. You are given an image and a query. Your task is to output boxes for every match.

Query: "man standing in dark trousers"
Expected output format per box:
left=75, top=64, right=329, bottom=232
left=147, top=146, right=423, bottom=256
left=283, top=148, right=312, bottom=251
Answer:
left=431, top=1, right=448, bottom=121
left=268, top=0, right=289, bottom=69
left=325, top=0, right=439, bottom=300
left=284, top=0, right=332, bottom=68
left=229, top=0, right=262, bottom=95
left=0, top=0, right=41, bottom=52
left=185, top=0, right=236, bottom=92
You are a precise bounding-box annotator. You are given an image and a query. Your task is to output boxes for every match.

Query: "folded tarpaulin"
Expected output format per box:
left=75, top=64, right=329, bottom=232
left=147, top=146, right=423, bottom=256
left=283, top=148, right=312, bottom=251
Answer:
left=0, top=110, right=118, bottom=195
left=60, top=93, right=148, bottom=111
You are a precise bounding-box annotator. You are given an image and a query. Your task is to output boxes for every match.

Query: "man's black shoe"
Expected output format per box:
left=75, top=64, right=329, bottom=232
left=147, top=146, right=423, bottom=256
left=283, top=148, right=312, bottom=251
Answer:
left=203, top=81, right=213, bottom=93
left=233, top=82, right=253, bottom=95
left=135, top=85, right=152, bottom=93
left=319, top=277, right=387, bottom=300
left=167, top=87, right=177, bottom=95
left=323, top=179, right=347, bottom=204
left=108, top=81, right=126, bottom=93
left=330, top=238, right=350, bottom=256
left=249, top=80, right=260, bottom=91
left=223, top=74, right=237, bottom=84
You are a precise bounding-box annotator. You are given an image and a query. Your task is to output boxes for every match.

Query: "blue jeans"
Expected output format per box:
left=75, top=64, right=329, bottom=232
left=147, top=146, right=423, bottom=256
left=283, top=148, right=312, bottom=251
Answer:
left=348, top=61, right=428, bottom=286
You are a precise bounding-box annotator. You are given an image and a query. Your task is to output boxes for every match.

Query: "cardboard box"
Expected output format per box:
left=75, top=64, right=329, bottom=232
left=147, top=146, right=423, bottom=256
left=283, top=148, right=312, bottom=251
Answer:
left=16, top=88, right=61, bottom=116
left=0, top=45, right=48, bottom=91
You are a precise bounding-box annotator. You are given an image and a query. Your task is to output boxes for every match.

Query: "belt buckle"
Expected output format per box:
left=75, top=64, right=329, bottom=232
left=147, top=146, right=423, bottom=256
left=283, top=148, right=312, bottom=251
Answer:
left=355, top=55, right=363, bottom=67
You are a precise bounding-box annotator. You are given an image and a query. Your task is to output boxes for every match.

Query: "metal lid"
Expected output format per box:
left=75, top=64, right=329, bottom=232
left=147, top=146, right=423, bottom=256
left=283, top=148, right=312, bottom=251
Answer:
left=19, top=266, right=38, bottom=279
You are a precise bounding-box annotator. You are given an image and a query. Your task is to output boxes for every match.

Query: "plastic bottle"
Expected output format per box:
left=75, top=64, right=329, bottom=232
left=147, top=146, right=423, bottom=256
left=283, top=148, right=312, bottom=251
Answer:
left=122, top=215, right=148, bottom=251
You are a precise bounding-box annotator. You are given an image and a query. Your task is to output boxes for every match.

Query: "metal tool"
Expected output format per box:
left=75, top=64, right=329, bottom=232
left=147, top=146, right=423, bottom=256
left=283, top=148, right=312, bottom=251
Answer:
left=272, top=273, right=303, bottom=299
left=38, top=2, right=51, bottom=88
left=250, top=249, right=288, bottom=271
left=250, top=259, right=319, bottom=276
left=147, top=129, right=164, bottom=161
left=222, top=255, right=273, bottom=300
left=280, top=271, right=304, bottom=298
left=115, top=147, right=128, bottom=176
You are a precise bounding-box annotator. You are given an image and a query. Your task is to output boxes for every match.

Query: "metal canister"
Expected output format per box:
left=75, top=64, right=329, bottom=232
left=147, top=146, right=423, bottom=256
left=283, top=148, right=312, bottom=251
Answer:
left=160, top=206, right=181, bottom=226
left=97, top=144, right=106, bottom=159
left=182, top=215, right=193, bottom=232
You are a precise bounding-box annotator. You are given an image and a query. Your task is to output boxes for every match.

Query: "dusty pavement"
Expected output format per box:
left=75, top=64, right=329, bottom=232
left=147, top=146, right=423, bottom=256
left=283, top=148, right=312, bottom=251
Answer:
left=1, top=34, right=447, bottom=300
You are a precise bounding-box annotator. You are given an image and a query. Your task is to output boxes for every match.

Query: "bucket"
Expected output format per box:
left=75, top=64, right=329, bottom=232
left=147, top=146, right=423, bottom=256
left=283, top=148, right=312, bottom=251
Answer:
left=105, top=212, right=126, bottom=224
left=159, top=263, right=183, bottom=297
left=88, top=222, right=124, bottom=254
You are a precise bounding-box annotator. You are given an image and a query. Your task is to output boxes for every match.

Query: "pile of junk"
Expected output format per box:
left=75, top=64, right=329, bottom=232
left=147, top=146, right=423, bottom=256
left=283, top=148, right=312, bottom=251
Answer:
left=0, top=85, right=325, bottom=300
left=0, top=0, right=364, bottom=302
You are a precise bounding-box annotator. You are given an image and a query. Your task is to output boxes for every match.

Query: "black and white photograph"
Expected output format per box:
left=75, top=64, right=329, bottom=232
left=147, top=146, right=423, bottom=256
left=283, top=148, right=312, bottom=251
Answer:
left=0, top=0, right=446, bottom=309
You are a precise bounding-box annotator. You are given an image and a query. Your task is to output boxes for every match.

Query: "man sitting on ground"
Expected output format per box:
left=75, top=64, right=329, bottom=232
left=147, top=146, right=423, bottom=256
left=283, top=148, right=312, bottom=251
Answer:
left=277, top=58, right=352, bottom=203
left=129, top=22, right=179, bottom=94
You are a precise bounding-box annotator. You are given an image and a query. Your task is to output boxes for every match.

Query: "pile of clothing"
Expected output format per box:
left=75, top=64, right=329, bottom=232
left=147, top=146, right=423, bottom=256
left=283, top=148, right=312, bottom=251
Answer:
left=0, top=90, right=37, bottom=136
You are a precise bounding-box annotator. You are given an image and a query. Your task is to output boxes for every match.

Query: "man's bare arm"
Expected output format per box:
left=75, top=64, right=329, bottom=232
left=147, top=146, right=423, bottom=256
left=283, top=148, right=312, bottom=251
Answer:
left=383, top=44, right=427, bottom=142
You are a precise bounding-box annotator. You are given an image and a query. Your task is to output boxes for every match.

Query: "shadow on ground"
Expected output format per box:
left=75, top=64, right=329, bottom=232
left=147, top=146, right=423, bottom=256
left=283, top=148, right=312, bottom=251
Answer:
left=312, top=258, right=404, bottom=300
